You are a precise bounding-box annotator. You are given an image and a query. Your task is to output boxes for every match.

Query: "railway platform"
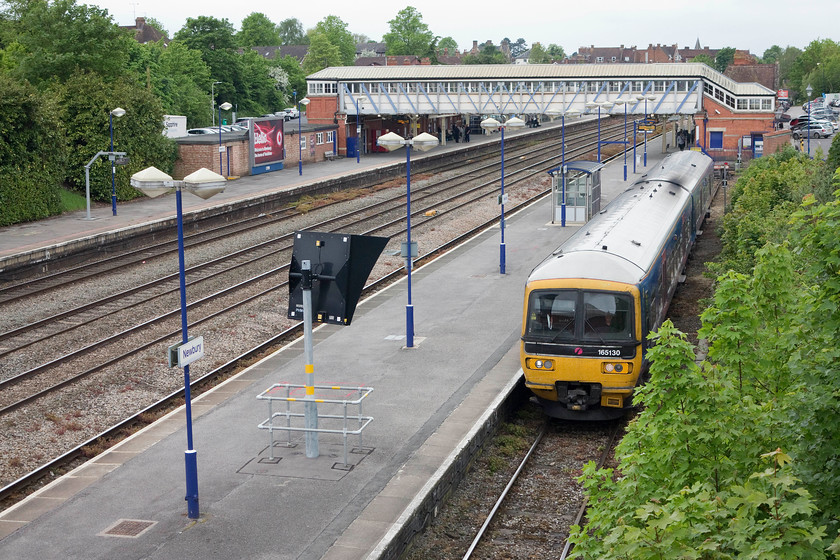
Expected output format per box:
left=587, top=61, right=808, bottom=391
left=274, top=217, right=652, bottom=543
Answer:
left=0, top=132, right=671, bottom=559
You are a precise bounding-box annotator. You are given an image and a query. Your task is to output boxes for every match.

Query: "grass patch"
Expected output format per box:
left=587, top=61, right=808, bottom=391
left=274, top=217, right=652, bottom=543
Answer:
left=59, top=188, right=87, bottom=213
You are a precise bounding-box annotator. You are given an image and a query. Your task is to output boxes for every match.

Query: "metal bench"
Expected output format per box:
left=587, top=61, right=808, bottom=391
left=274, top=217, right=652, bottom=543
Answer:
left=324, top=150, right=336, bottom=161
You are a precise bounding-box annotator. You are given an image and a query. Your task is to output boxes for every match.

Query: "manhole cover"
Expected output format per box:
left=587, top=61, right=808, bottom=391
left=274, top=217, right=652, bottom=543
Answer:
left=100, top=519, right=157, bottom=538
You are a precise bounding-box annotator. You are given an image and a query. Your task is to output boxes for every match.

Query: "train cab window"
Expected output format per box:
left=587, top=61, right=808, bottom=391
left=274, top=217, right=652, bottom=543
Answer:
left=583, top=292, right=633, bottom=341
left=526, top=291, right=576, bottom=340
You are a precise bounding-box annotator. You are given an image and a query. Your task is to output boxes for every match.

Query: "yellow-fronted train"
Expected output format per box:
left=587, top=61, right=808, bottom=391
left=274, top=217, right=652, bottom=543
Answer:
left=520, top=150, right=715, bottom=420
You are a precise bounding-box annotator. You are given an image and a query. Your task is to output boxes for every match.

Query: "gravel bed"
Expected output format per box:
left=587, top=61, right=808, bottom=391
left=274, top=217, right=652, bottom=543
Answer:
left=0, top=171, right=549, bottom=490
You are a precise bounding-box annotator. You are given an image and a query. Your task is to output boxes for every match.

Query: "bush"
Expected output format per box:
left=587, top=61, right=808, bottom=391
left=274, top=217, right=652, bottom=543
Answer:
left=0, top=75, right=67, bottom=226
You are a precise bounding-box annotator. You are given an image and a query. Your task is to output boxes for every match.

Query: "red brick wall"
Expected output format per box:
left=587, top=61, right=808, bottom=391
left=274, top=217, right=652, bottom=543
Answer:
left=173, top=138, right=250, bottom=179
left=762, top=129, right=792, bottom=156
left=696, top=97, right=774, bottom=154
left=174, top=125, right=340, bottom=178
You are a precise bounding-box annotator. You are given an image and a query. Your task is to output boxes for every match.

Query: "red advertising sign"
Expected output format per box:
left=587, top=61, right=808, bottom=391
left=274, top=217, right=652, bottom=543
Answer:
left=252, top=118, right=285, bottom=165
left=777, top=89, right=789, bottom=100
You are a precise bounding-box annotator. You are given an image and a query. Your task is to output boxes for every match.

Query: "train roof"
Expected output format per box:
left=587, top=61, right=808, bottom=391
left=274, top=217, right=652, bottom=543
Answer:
left=528, top=151, right=713, bottom=286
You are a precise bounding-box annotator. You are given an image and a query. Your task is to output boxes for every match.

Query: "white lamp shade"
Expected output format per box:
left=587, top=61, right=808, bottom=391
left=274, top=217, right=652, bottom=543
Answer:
left=300, top=97, right=311, bottom=106
left=111, top=107, right=126, bottom=117
left=377, top=131, right=406, bottom=151
left=131, top=166, right=174, bottom=198
left=183, top=168, right=227, bottom=200
left=504, top=116, right=526, bottom=128
left=480, top=117, right=501, bottom=131
left=411, top=132, right=439, bottom=152
left=219, top=102, right=232, bottom=111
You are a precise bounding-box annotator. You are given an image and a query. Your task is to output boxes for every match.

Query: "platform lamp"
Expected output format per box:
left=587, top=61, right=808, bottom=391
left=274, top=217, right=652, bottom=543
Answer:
left=584, top=102, right=603, bottom=162
left=480, top=115, right=525, bottom=275
left=612, top=98, right=631, bottom=181
left=550, top=110, right=580, bottom=227
left=210, top=81, right=221, bottom=125
left=376, top=131, right=439, bottom=348
left=217, top=102, right=232, bottom=176
left=806, top=84, right=813, bottom=157
left=636, top=94, right=656, bottom=166
left=109, top=107, right=126, bottom=216
left=130, top=166, right=227, bottom=520
left=298, top=96, right=310, bottom=175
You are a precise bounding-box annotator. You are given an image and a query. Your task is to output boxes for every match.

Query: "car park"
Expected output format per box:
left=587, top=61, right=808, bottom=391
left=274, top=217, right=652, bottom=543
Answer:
left=792, top=122, right=833, bottom=139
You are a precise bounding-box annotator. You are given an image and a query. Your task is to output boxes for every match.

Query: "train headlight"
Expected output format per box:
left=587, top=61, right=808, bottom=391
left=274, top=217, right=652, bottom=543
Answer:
left=603, top=362, right=631, bottom=374
left=530, top=359, right=555, bottom=370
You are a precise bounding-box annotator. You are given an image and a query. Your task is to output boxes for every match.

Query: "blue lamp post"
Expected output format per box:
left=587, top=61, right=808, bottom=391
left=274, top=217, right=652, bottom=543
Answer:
left=130, top=166, right=227, bottom=520
left=553, top=110, right=579, bottom=227
left=109, top=107, right=126, bottom=216
left=585, top=102, right=602, bottom=162
left=613, top=98, right=631, bottom=181
left=217, top=102, right=231, bottom=176
left=636, top=94, right=656, bottom=166
left=376, top=131, right=439, bottom=348
left=480, top=115, right=525, bottom=274
left=806, top=84, right=813, bottom=157
left=296, top=93, right=311, bottom=175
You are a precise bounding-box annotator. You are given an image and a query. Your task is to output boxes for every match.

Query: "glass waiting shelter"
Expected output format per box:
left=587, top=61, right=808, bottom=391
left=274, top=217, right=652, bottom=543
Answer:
left=546, top=161, right=604, bottom=225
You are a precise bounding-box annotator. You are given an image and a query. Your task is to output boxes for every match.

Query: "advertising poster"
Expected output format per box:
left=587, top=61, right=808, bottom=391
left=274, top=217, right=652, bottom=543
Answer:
left=249, top=117, right=285, bottom=174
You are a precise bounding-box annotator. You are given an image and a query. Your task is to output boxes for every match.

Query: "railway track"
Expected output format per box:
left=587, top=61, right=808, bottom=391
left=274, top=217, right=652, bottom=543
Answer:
left=0, top=119, right=633, bottom=507
left=461, top=418, right=623, bottom=560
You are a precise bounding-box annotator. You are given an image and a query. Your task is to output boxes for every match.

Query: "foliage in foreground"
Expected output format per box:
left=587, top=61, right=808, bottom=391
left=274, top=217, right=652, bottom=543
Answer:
left=569, top=150, right=840, bottom=556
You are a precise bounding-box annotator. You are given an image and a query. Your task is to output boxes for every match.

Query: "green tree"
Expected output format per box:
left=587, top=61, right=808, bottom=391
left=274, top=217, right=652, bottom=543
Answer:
left=715, top=46, right=736, bottom=72
left=236, top=12, right=280, bottom=48
left=55, top=72, right=176, bottom=201
left=462, top=43, right=506, bottom=64
left=383, top=6, right=433, bottom=56
left=0, top=74, right=67, bottom=225
left=277, top=54, right=306, bottom=99
left=546, top=44, right=566, bottom=60
left=302, top=31, right=341, bottom=74
left=528, top=42, right=550, bottom=64
left=762, top=44, right=783, bottom=64
left=174, top=16, right=237, bottom=52
left=437, top=36, right=457, bottom=54
left=507, top=37, right=527, bottom=58
left=128, top=39, right=211, bottom=127
left=8, top=0, right=134, bottom=87
left=277, top=18, right=304, bottom=45
left=690, top=53, right=715, bottom=68
left=313, top=15, right=355, bottom=66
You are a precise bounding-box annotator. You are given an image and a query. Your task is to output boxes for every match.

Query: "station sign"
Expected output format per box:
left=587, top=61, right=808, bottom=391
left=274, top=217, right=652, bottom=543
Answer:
left=168, top=336, right=205, bottom=368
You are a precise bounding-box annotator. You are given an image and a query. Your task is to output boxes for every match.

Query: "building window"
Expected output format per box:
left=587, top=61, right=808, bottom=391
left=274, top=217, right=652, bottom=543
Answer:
left=300, top=136, right=307, bottom=150
left=709, top=131, right=723, bottom=149
left=611, top=56, right=617, bottom=62
left=326, top=131, right=335, bottom=143
left=316, top=132, right=324, bottom=145
left=596, top=56, right=604, bottom=63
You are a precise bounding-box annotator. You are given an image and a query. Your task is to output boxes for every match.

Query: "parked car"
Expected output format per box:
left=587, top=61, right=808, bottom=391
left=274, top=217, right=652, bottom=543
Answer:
left=283, top=107, right=300, bottom=120
left=187, top=127, right=215, bottom=135
left=792, top=122, right=833, bottom=139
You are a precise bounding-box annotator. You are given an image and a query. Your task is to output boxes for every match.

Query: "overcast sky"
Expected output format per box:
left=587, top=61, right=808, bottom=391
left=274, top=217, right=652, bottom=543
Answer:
left=93, top=0, right=836, bottom=58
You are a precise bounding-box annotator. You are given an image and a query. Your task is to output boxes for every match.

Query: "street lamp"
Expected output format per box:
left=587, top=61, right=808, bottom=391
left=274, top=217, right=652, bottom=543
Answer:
left=211, top=81, right=221, bottom=125
left=480, top=116, right=525, bottom=274
left=218, top=101, right=232, bottom=176
left=295, top=92, right=311, bottom=175
left=636, top=94, right=656, bottom=166
left=376, top=131, right=439, bottom=348
left=806, top=84, right=813, bottom=157
left=550, top=110, right=580, bottom=227
left=109, top=107, right=126, bottom=216
left=612, top=98, right=631, bottom=180
left=130, top=166, right=227, bottom=520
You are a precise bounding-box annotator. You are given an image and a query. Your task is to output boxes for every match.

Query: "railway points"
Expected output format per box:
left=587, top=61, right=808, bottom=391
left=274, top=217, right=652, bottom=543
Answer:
left=0, top=122, right=671, bottom=559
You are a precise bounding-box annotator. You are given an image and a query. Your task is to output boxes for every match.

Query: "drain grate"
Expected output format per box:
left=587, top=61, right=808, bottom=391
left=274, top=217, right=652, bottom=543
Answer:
left=100, top=519, right=157, bottom=538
